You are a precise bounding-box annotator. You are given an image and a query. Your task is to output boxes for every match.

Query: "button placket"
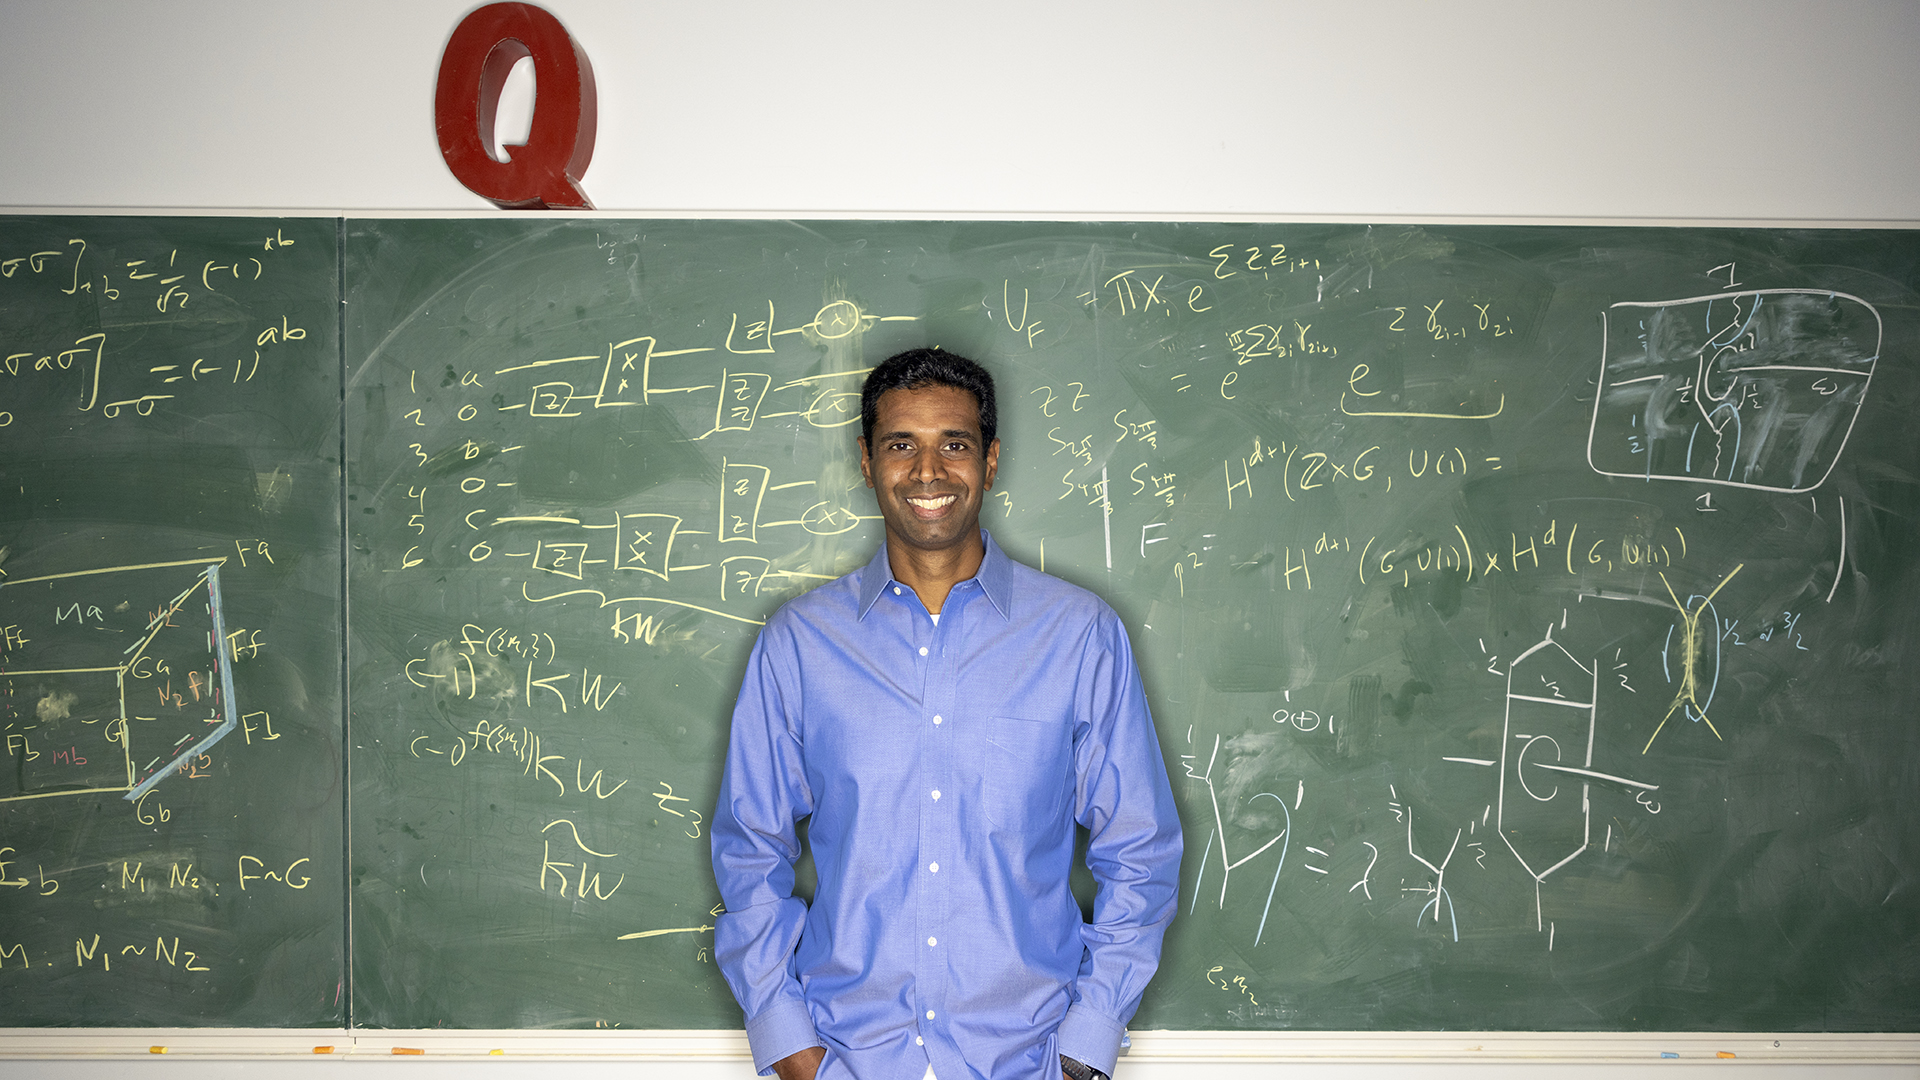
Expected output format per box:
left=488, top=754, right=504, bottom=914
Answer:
left=916, top=582, right=962, bottom=1045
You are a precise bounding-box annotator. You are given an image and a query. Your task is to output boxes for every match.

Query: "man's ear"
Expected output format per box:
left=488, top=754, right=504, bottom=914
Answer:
left=983, top=437, right=1000, bottom=489
left=858, top=437, right=874, bottom=488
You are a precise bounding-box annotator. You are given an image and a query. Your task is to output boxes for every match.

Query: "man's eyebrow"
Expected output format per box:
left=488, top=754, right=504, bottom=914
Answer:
left=874, top=429, right=979, bottom=442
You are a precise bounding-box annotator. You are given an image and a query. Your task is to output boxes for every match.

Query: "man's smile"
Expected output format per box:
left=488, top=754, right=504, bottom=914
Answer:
left=906, top=493, right=958, bottom=513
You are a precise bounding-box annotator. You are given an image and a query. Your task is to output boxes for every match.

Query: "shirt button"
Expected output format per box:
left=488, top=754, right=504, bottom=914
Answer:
left=916, top=1037, right=924, bottom=1046
left=927, top=936, right=938, bottom=947
left=919, top=646, right=928, bottom=656
left=928, top=862, right=939, bottom=873
left=933, top=715, right=943, bottom=725
left=893, top=586, right=902, bottom=595
left=926, top=1010, right=936, bottom=1020
left=931, top=789, right=941, bottom=800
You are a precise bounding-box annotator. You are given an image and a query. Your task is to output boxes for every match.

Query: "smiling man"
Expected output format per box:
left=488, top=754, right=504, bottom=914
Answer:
left=711, top=348, right=1182, bottom=1080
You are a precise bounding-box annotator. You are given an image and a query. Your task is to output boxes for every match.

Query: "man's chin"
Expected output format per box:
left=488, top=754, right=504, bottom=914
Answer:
left=889, top=522, right=979, bottom=553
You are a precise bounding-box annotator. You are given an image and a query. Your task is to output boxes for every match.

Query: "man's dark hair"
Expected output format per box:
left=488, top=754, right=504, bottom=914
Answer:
left=860, top=348, right=997, bottom=449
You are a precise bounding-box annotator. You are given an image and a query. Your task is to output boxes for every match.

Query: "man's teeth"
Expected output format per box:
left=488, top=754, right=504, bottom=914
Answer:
left=907, top=495, right=956, bottom=509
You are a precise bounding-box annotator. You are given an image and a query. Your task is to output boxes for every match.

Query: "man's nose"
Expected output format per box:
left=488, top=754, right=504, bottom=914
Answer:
left=910, top=445, right=945, bottom=484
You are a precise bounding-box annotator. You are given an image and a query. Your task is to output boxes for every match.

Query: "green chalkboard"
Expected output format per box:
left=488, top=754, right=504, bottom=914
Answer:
left=0, top=216, right=344, bottom=1025
left=4, top=216, right=1916, bottom=1034
left=342, top=219, right=1920, bottom=1033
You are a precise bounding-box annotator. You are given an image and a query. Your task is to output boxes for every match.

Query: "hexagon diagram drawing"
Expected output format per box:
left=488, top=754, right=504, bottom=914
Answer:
left=1497, top=631, right=1659, bottom=929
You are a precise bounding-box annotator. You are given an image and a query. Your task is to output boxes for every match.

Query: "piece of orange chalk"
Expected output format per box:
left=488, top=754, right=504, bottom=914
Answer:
left=312, top=1046, right=335, bottom=1054
left=1717, top=1051, right=1737, bottom=1058
left=392, top=1047, right=425, bottom=1055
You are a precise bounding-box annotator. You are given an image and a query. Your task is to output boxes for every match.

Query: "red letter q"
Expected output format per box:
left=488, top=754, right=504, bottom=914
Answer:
left=434, top=3, right=597, bottom=209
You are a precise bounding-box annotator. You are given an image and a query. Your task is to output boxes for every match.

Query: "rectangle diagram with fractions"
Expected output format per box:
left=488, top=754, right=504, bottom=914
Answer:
left=0, top=560, right=237, bottom=803
left=1588, top=289, right=1880, bottom=493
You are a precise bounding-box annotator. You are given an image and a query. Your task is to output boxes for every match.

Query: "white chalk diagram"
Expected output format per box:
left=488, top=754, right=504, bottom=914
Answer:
left=1429, top=629, right=1660, bottom=943
left=1587, top=289, right=1880, bottom=494
left=1183, top=730, right=1291, bottom=947
left=0, top=560, right=238, bottom=803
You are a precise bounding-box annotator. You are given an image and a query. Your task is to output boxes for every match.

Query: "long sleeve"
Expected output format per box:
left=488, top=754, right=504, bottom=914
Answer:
left=710, top=625, right=823, bottom=1075
left=707, top=536, right=1181, bottom=1080
left=1055, top=615, right=1183, bottom=1076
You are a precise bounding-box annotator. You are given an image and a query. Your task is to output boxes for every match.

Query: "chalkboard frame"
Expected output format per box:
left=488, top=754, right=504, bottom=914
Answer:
left=3, top=210, right=1920, bottom=1053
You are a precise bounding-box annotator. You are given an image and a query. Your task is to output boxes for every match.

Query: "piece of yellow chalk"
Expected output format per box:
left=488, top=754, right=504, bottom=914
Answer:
left=490, top=1049, right=504, bottom=1055
left=148, top=1047, right=167, bottom=1055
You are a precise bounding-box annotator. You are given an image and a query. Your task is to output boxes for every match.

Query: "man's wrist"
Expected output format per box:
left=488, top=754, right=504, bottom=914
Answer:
left=772, top=1045, right=825, bottom=1080
left=1060, top=1053, right=1105, bottom=1080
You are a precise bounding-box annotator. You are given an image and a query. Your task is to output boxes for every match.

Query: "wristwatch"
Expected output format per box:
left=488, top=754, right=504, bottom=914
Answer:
left=1060, top=1054, right=1105, bottom=1080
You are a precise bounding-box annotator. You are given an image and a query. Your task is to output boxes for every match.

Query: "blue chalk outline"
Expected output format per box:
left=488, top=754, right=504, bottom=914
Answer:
left=124, top=563, right=239, bottom=800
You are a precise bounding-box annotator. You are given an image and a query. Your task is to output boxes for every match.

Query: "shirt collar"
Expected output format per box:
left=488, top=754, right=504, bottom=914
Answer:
left=855, top=529, right=1013, bottom=621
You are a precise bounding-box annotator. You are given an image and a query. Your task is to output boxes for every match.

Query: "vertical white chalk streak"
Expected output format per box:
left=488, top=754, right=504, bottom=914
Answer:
left=1826, top=496, right=1846, bottom=603
left=1496, top=664, right=1512, bottom=852
left=1190, top=829, right=1213, bottom=915
left=1206, top=736, right=1232, bottom=907
left=1252, top=801, right=1291, bottom=948
left=1584, top=664, right=1598, bottom=870
left=1101, top=466, right=1112, bottom=570
left=1586, top=664, right=1598, bottom=767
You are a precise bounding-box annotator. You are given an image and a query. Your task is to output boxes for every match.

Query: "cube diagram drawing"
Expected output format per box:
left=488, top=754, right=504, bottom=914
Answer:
left=0, top=560, right=237, bottom=803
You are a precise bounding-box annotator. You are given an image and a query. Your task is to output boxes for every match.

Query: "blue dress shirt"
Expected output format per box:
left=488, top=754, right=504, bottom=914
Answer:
left=711, top=531, right=1182, bottom=1080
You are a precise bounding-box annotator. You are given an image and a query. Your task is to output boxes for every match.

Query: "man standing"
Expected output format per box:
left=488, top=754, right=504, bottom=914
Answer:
left=711, top=349, right=1182, bottom=1080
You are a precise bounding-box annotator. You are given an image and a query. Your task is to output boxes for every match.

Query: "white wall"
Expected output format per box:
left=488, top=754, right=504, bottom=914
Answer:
left=1, top=1, right=1916, bottom=1074
left=2, top=0, right=1917, bottom=219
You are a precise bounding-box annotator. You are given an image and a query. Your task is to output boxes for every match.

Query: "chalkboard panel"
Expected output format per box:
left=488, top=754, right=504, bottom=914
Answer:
left=0, top=216, right=344, bottom=1025
left=343, top=219, right=1920, bottom=1033
left=2, top=215, right=1914, bottom=1035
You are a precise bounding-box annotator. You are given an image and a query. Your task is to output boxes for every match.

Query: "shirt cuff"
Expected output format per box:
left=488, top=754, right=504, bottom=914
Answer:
left=1055, top=1003, right=1126, bottom=1077
left=744, top=998, right=822, bottom=1075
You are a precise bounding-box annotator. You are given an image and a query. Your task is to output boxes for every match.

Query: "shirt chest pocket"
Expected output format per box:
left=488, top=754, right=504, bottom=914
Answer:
left=980, top=715, right=1073, bottom=830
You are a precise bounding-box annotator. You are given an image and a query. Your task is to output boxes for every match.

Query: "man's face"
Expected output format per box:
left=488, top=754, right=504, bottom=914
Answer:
left=859, top=383, right=1000, bottom=557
